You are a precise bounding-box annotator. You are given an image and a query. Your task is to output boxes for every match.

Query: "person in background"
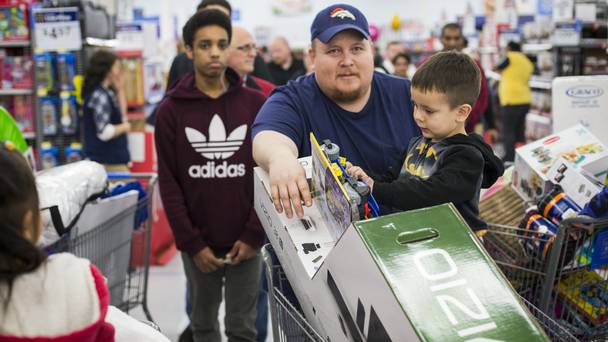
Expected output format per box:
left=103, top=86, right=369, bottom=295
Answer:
left=392, top=52, right=411, bottom=79
left=496, top=41, right=534, bottom=162
left=82, top=50, right=131, bottom=173
left=155, top=10, right=265, bottom=342
left=382, top=40, right=406, bottom=74
left=229, top=26, right=276, bottom=97
left=252, top=4, right=420, bottom=219
left=0, top=141, right=170, bottom=342
left=166, top=0, right=273, bottom=88
left=267, top=36, right=306, bottom=85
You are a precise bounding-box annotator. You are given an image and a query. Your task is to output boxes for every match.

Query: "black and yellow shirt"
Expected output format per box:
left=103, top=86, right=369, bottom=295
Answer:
left=372, top=134, right=504, bottom=231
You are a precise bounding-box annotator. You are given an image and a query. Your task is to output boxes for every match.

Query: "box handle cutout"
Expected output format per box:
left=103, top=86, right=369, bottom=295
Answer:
left=396, top=228, right=439, bottom=245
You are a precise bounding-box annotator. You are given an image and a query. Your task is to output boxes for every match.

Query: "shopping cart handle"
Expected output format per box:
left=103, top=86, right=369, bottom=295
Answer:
left=106, top=172, right=158, bottom=180
left=107, top=172, right=133, bottom=179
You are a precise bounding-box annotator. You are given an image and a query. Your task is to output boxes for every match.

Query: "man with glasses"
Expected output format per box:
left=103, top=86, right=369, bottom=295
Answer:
left=228, top=26, right=275, bottom=97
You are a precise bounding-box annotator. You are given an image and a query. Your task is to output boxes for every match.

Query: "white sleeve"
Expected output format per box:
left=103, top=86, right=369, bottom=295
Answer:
left=97, top=124, right=116, bottom=142
left=105, top=306, right=171, bottom=342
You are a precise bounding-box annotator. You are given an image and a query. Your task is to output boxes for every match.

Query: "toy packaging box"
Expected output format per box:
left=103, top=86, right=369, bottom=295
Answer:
left=254, top=134, right=548, bottom=341
left=0, top=5, right=29, bottom=41
left=513, top=124, right=608, bottom=202
left=553, top=76, right=608, bottom=146
left=546, top=157, right=604, bottom=208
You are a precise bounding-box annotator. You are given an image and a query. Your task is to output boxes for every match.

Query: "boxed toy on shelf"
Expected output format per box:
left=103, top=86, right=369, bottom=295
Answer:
left=0, top=4, right=28, bottom=42
left=57, top=52, right=76, bottom=91
left=59, top=93, right=77, bottom=134
left=1, top=54, right=32, bottom=89
left=40, top=95, right=57, bottom=135
left=34, top=52, right=54, bottom=92
left=118, top=51, right=144, bottom=107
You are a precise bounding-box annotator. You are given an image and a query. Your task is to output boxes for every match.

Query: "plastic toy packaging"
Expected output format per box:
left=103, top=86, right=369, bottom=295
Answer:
left=0, top=5, right=29, bottom=41
left=64, top=142, right=83, bottom=163
left=34, top=53, right=54, bottom=93
left=40, top=141, right=59, bottom=169
left=57, top=52, right=76, bottom=91
left=40, top=96, right=58, bottom=135
left=12, top=95, right=34, bottom=133
left=60, top=94, right=77, bottom=134
left=2, top=55, right=33, bottom=89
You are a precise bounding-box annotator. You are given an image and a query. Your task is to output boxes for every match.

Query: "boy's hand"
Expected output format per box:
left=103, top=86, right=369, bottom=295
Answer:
left=348, top=166, right=374, bottom=191
left=227, top=240, right=257, bottom=266
left=193, top=247, right=224, bottom=273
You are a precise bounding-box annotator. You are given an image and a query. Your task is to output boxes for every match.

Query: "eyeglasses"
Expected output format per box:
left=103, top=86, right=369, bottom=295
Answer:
left=235, top=43, right=257, bottom=53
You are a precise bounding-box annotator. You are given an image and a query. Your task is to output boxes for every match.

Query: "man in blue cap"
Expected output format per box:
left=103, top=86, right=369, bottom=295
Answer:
left=252, top=4, right=420, bottom=218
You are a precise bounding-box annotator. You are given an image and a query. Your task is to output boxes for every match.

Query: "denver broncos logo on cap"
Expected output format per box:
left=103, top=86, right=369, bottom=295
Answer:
left=330, top=8, right=356, bottom=20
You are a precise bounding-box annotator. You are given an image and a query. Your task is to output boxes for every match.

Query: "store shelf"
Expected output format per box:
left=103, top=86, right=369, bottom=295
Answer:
left=580, top=38, right=607, bottom=49
left=0, top=40, right=30, bottom=48
left=522, top=43, right=553, bottom=53
left=529, top=77, right=552, bottom=90
left=22, top=132, right=36, bottom=140
left=0, top=88, right=33, bottom=96
left=84, top=37, right=118, bottom=48
left=527, top=112, right=552, bottom=125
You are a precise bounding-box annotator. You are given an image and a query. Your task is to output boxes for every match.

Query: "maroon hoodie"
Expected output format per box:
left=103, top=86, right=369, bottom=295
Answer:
left=155, top=68, right=266, bottom=257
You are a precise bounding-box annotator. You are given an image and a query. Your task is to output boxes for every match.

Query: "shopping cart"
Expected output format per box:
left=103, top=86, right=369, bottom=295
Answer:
left=484, top=217, right=608, bottom=341
left=261, top=243, right=576, bottom=341
left=47, top=172, right=158, bottom=323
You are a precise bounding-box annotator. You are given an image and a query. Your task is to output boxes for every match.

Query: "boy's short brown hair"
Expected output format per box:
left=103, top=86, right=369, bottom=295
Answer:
left=412, top=51, right=481, bottom=109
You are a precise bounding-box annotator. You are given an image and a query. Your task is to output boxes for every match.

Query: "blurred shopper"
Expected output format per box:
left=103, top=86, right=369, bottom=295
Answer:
left=267, top=36, right=306, bottom=85
left=392, top=52, right=411, bottom=78
left=382, top=41, right=405, bottom=74
left=82, top=50, right=130, bottom=172
left=229, top=26, right=276, bottom=97
left=496, top=41, right=534, bottom=162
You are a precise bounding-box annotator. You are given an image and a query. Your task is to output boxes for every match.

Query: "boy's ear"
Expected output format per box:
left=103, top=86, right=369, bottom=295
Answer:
left=456, top=104, right=473, bottom=123
left=185, top=44, right=194, bottom=60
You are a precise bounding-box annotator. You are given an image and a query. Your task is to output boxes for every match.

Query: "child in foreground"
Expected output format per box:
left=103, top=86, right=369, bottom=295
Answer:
left=348, top=51, right=504, bottom=233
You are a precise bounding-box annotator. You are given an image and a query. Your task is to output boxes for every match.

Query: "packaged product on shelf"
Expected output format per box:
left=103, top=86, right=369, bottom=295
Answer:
left=57, top=52, right=76, bottom=91
left=64, top=142, right=83, bottom=163
left=0, top=5, right=29, bottom=41
left=2, top=55, right=33, bottom=89
left=512, top=124, right=608, bottom=202
left=121, top=56, right=144, bottom=106
left=40, top=96, right=58, bottom=135
left=552, top=76, right=608, bottom=146
left=40, top=141, right=59, bottom=169
left=59, top=94, right=78, bottom=134
left=11, top=94, right=33, bottom=133
left=34, top=52, right=54, bottom=93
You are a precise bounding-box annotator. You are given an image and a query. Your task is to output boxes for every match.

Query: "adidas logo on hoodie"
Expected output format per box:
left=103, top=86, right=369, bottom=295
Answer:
left=185, top=114, right=247, bottom=179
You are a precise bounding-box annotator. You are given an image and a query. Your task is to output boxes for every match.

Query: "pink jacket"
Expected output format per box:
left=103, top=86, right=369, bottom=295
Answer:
left=0, top=253, right=115, bottom=342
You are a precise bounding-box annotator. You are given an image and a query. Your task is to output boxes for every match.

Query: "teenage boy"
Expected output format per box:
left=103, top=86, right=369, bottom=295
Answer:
left=348, top=51, right=504, bottom=233
left=155, top=10, right=266, bottom=342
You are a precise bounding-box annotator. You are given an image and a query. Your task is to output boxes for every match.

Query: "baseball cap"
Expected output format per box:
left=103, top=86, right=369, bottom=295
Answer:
left=310, top=4, right=370, bottom=43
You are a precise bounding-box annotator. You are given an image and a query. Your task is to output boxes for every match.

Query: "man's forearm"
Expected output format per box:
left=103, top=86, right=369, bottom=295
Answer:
left=252, top=130, right=298, bottom=170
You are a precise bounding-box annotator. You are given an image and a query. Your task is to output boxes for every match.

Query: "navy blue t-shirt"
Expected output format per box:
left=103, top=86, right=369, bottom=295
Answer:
left=252, top=72, right=420, bottom=176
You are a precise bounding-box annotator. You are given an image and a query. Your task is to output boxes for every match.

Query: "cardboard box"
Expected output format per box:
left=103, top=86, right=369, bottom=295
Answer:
left=513, top=124, right=608, bottom=202
left=553, top=76, right=608, bottom=146
left=254, top=135, right=547, bottom=341
left=546, top=157, right=604, bottom=208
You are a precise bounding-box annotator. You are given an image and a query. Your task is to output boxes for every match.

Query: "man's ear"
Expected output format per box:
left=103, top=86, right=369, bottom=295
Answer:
left=185, top=44, right=194, bottom=60
left=456, top=103, right=473, bottom=123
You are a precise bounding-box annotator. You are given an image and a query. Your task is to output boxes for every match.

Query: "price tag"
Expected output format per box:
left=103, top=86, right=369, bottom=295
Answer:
left=116, top=23, right=144, bottom=51
left=33, top=7, right=82, bottom=52
left=552, top=22, right=581, bottom=46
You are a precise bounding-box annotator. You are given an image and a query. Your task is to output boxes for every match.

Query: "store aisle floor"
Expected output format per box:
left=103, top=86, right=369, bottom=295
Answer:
left=130, top=254, right=273, bottom=342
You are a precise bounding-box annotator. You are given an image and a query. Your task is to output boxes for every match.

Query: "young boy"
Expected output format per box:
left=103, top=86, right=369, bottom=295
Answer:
left=348, top=51, right=504, bottom=232
left=155, top=9, right=266, bottom=342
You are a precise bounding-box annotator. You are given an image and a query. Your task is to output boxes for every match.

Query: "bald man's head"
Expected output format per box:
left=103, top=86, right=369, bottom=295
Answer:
left=270, top=36, right=292, bottom=66
left=228, top=26, right=257, bottom=76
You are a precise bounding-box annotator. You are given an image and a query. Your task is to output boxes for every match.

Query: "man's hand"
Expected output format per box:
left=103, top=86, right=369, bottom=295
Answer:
left=227, top=240, right=257, bottom=266
left=193, top=247, right=224, bottom=273
left=268, top=156, right=312, bottom=219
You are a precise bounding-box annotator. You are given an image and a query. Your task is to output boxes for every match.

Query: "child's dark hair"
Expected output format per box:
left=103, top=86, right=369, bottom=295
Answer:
left=0, top=142, right=46, bottom=302
left=82, top=49, right=117, bottom=98
left=411, top=51, right=481, bottom=108
left=197, top=0, right=232, bottom=14
left=182, top=9, right=232, bottom=48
